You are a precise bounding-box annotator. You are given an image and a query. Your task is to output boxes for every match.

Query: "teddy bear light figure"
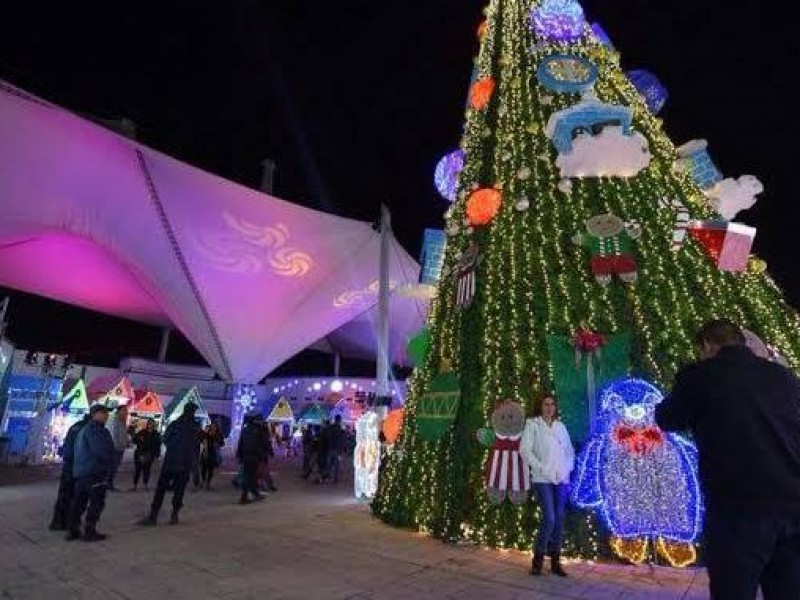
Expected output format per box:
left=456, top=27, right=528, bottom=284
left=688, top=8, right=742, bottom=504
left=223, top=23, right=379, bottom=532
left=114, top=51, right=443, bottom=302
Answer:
left=476, top=400, right=530, bottom=504
left=572, top=378, right=702, bottom=567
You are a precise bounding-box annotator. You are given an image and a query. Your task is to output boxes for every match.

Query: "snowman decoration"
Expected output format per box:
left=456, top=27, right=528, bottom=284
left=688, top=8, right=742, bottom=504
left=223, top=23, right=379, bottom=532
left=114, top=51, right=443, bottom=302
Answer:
left=476, top=400, right=530, bottom=504
left=572, top=378, right=702, bottom=567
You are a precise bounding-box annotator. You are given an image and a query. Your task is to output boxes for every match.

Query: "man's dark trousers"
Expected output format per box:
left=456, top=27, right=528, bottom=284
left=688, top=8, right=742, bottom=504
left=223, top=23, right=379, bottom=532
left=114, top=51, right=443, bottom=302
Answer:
left=51, top=471, right=74, bottom=529
left=150, top=470, right=189, bottom=519
left=706, top=511, right=800, bottom=599
left=240, top=457, right=260, bottom=500
left=67, top=476, right=107, bottom=535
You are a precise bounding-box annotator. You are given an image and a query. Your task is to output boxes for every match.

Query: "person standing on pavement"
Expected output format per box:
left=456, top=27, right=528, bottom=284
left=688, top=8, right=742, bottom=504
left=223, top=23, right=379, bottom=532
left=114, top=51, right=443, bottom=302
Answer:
left=257, top=419, right=277, bottom=493
left=656, top=320, right=800, bottom=600
left=106, top=404, right=129, bottom=491
left=49, top=413, right=91, bottom=531
left=300, top=425, right=315, bottom=479
left=131, top=418, right=161, bottom=492
left=199, top=422, right=225, bottom=490
left=237, top=414, right=266, bottom=504
left=519, top=395, right=574, bottom=578
left=326, top=415, right=346, bottom=484
left=66, top=405, right=116, bottom=542
left=138, top=402, right=202, bottom=526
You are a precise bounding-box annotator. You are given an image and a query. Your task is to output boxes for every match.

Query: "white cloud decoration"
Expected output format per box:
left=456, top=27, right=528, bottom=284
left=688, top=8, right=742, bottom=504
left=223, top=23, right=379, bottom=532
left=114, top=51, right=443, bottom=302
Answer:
left=705, top=175, right=763, bottom=221
left=555, top=126, right=651, bottom=178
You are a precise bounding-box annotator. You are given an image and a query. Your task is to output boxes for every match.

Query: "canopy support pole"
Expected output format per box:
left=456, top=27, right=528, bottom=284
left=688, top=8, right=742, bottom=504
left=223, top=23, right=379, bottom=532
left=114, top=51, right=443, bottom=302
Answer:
left=334, top=353, right=341, bottom=377
left=376, top=204, right=391, bottom=406
left=158, top=327, right=171, bottom=363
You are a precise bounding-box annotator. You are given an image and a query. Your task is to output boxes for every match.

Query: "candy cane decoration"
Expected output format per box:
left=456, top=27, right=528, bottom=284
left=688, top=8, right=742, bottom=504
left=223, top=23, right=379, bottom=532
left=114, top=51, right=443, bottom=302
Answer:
left=659, top=198, right=690, bottom=252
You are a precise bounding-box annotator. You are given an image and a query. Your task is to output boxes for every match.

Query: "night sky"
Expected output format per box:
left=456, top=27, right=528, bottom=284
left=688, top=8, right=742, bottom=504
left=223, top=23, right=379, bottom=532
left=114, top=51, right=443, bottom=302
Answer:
left=0, top=0, right=797, bottom=373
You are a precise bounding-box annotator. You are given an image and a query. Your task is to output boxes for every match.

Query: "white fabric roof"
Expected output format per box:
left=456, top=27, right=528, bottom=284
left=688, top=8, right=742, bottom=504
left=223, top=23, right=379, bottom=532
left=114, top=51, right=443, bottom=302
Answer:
left=0, top=81, right=427, bottom=382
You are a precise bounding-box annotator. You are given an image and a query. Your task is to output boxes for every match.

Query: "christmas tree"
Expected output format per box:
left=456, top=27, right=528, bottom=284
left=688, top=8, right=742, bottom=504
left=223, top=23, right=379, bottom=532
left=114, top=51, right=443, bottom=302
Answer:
left=373, top=0, right=800, bottom=564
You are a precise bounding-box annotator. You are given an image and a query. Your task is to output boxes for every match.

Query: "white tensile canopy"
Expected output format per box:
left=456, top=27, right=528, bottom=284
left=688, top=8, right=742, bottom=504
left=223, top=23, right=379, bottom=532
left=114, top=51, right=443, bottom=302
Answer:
left=0, top=81, right=428, bottom=383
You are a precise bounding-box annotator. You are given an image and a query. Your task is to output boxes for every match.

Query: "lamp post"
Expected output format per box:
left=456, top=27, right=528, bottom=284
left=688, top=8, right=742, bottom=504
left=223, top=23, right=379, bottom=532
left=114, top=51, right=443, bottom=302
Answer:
left=376, top=204, right=391, bottom=416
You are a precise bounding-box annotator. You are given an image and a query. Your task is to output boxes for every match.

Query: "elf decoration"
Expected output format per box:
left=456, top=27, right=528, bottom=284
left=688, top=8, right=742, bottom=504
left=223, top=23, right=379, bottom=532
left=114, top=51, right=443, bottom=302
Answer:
left=547, top=329, right=631, bottom=443
left=476, top=400, right=530, bottom=505
left=572, top=213, right=641, bottom=285
left=454, top=241, right=481, bottom=309
left=572, top=379, right=702, bottom=567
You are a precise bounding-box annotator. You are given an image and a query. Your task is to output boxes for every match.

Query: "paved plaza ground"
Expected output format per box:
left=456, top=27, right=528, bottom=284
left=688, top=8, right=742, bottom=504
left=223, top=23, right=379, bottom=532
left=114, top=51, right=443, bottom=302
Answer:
left=0, top=457, right=711, bottom=599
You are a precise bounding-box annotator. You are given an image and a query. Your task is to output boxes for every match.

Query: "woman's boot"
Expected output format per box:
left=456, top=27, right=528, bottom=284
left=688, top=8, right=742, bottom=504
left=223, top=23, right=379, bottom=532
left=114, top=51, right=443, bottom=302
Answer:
left=531, top=552, right=544, bottom=576
left=550, top=552, right=568, bottom=577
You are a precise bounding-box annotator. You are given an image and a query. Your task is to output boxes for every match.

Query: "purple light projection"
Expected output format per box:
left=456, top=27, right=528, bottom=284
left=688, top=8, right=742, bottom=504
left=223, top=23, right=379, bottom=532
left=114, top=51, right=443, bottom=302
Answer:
left=531, top=0, right=587, bottom=44
left=434, top=149, right=465, bottom=202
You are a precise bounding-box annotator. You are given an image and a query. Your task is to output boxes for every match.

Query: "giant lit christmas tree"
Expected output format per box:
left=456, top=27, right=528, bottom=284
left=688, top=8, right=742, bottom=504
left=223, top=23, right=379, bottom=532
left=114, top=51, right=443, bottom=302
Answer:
left=373, top=0, right=800, bottom=564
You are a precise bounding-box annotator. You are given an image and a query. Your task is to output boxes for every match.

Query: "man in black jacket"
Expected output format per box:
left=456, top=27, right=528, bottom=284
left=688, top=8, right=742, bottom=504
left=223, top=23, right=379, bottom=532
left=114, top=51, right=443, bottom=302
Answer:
left=67, top=405, right=115, bottom=542
left=656, top=320, right=800, bottom=599
left=139, top=402, right=201, bottom=526
left=237, top=414, right=266, bottom=504
left=49, top=413, right=90, bottom=531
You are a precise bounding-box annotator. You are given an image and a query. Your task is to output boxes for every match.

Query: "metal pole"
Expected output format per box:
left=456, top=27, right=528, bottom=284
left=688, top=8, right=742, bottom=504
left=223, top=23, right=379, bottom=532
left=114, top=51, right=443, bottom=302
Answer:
left=260, top=159, right=277, bottom=195
left=158, top=327, right=171, bottom=363
left=334, top=353, right=341, bottom=377
left=376, top=204, right=391, bottom=400
left=0, top=296, right=9, bottom=339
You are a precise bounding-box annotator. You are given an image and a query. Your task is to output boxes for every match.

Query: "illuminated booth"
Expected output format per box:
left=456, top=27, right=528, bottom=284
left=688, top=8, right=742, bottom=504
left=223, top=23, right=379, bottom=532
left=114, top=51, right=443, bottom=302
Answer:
left=165, top=387, right=209, bottom=427
left=43, top=379, right=89, bottom=461
left=297, top=402, right=329, bottom=426
left=265, top=397, right=295, bottom=441
left=87, top=375, right=135, bottom=409
left=129, top=390, right=165, bottom=430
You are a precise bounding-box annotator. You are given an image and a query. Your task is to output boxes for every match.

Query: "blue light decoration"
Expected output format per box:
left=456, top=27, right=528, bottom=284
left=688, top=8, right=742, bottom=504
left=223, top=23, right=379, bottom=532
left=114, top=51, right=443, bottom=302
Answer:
left=231, top=383, right=259, bottom=440
left=530, top=0, right=588, bottom=44
left=537, top=54, right=598, bottom=94
left=419, top=229, right=447, bottom=286
left=675, top=139, right=723, bottom=190
left=571, top=378, right=703, bottom=567
left=434, top=150, right=465, bottom=202
left=627, top=70, right=669, bottom=114
left=591, top=22, right=614, bottom=49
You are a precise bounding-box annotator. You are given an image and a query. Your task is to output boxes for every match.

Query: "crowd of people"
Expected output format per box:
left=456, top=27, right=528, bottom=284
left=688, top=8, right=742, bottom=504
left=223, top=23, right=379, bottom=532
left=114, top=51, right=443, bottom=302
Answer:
left=46, top=402, right=297, bottom=540
left=46, top=402, right=356, bottom=542
left=300, top=415, right=352, bottom=484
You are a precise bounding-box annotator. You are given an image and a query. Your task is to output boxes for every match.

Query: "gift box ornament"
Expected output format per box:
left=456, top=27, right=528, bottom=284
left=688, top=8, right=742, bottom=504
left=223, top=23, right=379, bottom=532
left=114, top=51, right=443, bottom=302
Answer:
left=688, top=220, right=756, bottom=273
left=675, top=140, right=722, bottom=191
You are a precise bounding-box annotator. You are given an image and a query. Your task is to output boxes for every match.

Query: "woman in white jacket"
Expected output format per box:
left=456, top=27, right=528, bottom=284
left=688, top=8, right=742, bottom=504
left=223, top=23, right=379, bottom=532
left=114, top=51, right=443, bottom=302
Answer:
left=519, top=394, right=575, bottom=577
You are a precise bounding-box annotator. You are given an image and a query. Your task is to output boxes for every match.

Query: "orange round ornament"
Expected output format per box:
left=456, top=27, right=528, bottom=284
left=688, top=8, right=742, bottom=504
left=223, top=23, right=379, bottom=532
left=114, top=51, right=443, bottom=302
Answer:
left=470, top=77, right=495, bottom=110
left=477, top=21, right=488, bottom=40
left=466, top=188, right=502, bottom=226
left=382, top=409, right=405, bottom=445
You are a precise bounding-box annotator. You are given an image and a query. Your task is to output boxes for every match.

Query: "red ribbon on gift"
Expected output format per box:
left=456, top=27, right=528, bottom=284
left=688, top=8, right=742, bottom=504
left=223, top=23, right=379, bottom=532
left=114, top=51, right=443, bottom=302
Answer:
left=572, top=328, right=607, bottom=353
left=613, top=424, right=665, bottom=455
